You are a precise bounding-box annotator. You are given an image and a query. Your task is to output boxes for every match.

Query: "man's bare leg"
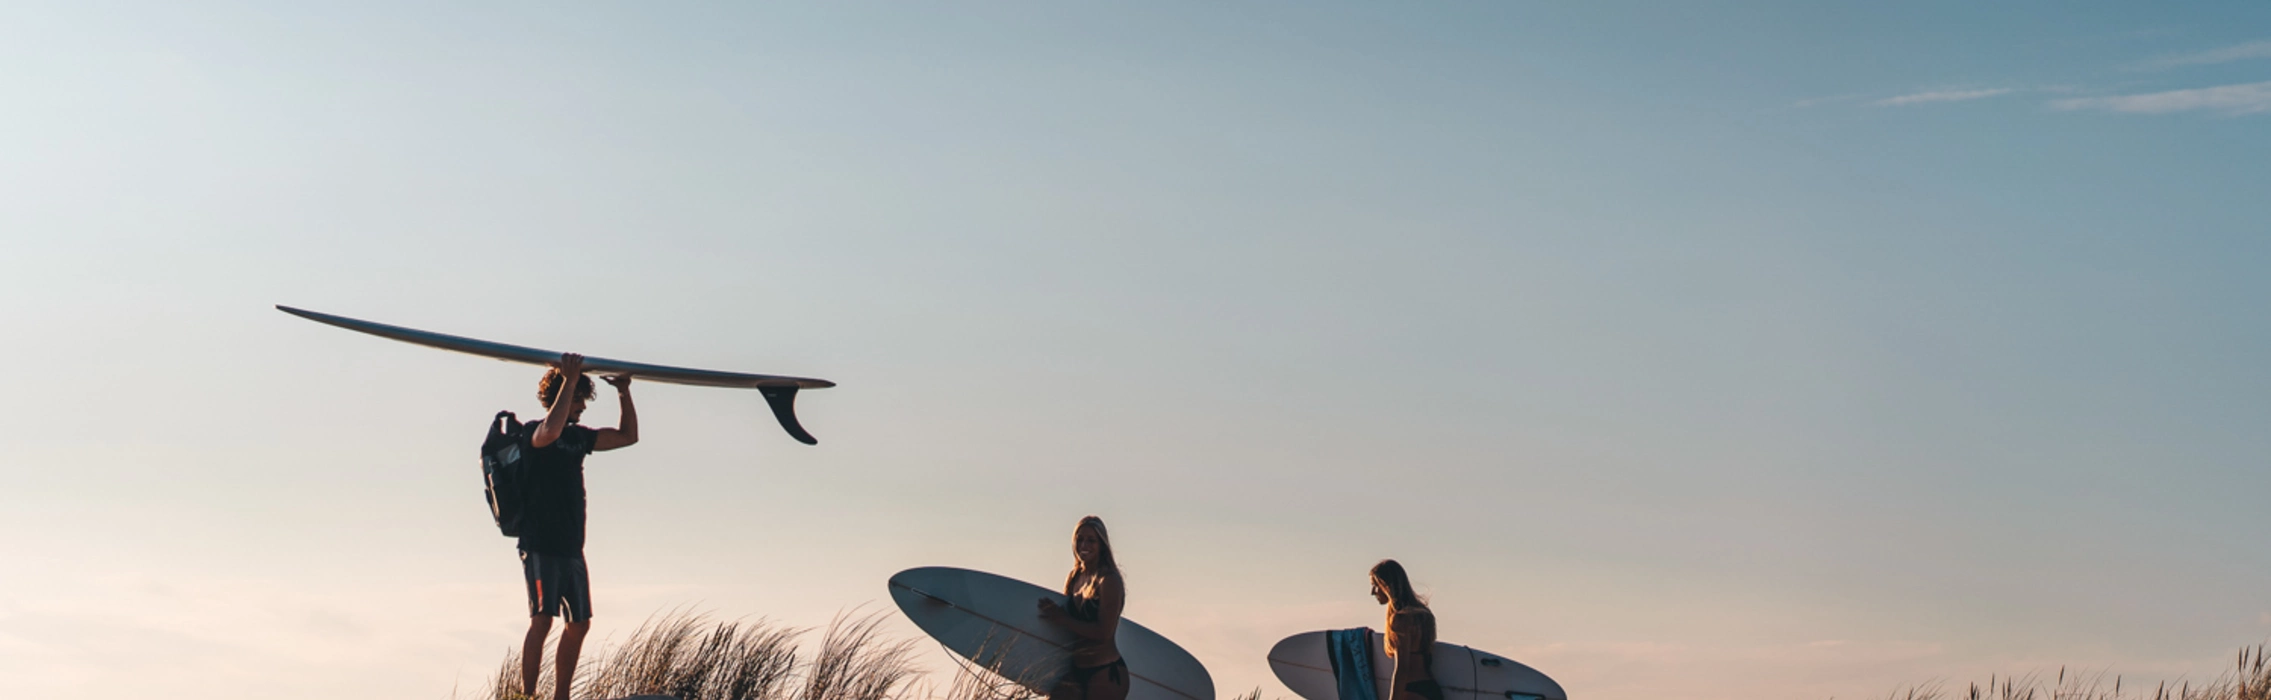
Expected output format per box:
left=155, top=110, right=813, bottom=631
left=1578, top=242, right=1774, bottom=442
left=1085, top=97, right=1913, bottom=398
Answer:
left=553, top=620, right=591, bottom=700
left=521, top=615, right=553, bottom=697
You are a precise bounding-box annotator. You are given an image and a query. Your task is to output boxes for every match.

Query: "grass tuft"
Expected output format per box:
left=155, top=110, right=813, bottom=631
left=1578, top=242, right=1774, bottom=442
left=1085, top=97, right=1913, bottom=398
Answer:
left=926, top=637, right=1051, bottom=700
left=474, top=608, right=913, bottom=700
left=801, top=609, right=920, bottom=700
left=1880, top=644, right=2271, bottom=700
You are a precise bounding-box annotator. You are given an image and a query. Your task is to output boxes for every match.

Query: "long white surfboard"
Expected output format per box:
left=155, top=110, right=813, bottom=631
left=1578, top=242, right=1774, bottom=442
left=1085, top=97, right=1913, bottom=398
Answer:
left=276, top=305, right=834, bottom=444
left=888, top=566, right=1213, bottom=700
left=1268, top=630, right=1563, bottom=700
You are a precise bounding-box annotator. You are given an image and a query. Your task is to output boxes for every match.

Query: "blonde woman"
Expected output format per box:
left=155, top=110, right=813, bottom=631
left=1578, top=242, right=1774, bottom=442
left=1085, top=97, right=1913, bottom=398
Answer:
left=1370, top=559, right=1441, bottom=700
left=1037, top=516, right=1128, bottom=700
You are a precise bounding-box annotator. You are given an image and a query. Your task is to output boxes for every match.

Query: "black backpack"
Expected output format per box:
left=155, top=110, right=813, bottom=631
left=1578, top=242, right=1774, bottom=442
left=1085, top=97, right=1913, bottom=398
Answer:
left=480, top=411, right=532, bottom=537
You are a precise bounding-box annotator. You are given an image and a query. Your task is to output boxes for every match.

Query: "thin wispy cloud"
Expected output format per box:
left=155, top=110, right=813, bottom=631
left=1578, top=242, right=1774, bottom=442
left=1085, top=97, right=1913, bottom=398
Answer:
left=1872, top=88, right=2014, bottom=107
left=2131, top=40, right=2271, bottom=71
left=1791, top=94, right=1867, bottom=109
left=2051, top=80, right=2271, bottom=115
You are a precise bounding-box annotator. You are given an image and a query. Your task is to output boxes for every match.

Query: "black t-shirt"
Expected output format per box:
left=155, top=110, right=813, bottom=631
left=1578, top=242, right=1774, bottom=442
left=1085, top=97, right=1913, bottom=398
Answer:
left=516, top=421, right=597, bottom=556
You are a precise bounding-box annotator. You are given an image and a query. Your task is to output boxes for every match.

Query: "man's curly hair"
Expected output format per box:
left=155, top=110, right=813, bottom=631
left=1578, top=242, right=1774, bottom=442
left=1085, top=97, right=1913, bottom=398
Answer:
left=538, top=368, right=596, bottom=409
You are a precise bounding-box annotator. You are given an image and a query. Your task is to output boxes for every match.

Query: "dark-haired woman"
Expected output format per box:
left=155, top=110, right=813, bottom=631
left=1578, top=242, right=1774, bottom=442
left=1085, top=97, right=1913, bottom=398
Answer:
left=1038, top=516, right=1128, bottom=700
left=1371, top=559, right=1442, bottom=700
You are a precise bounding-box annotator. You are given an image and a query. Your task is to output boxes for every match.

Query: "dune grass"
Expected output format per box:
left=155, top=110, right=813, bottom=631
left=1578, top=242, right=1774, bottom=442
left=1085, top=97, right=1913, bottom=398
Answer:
left=476, top=607, right=2268, bottom=700
left=474, top=609, right=916, bottom=700
left=1881, top=645, right=2271, bottom=700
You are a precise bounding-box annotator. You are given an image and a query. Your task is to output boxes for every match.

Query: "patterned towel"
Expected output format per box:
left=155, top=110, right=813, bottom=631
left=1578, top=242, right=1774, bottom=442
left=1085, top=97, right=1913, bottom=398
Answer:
left=1327, top=627, right=1378, bottom=700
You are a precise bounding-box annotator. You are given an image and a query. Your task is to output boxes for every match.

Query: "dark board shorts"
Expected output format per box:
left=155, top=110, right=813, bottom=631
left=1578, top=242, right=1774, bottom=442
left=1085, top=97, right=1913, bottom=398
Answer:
left=519, top=549, right=592, bottom=623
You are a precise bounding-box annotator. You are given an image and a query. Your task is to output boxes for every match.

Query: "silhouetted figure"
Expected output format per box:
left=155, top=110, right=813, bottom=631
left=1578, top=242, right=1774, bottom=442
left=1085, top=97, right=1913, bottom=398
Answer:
left=1038, top=516, right=1129, bottom=700
left=1371, top=560, right=1441, bottom=700
left=516, top=353, right=638, bottom=699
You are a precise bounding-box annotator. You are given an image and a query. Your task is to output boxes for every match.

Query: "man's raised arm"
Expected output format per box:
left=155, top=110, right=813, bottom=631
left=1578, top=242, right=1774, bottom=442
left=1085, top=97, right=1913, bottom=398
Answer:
left=533, top=353, right=583, bottom=448
left=595, top=374, right=637, bottom=451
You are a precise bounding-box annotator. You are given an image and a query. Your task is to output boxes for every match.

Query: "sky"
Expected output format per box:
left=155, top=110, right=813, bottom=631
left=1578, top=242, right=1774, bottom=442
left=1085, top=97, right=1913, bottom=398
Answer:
left=2, top=2, right=2268, bottom=699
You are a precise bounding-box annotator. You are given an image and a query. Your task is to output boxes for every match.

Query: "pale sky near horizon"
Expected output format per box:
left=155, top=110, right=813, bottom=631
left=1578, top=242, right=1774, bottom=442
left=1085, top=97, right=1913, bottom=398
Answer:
left=4, top=2, right=2269, bottom=699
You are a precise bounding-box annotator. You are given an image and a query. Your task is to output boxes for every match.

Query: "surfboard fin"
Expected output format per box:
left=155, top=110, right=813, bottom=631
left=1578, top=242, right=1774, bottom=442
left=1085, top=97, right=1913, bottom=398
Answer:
left=760, top=385, right=819, bottom=445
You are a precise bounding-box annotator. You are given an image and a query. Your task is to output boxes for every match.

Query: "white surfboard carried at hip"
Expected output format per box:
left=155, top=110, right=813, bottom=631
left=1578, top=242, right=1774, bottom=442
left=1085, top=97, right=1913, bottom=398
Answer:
left=888, top=566, right=1213, bottom=700
left=276, top=305, right=834, bottom=444
left=1267, top=630, right=1564, bottom=700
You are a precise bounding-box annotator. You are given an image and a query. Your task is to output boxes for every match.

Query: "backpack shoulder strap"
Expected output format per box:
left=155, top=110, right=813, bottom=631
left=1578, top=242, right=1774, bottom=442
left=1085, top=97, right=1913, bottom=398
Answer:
left=490, top=411, right=519, bottom=438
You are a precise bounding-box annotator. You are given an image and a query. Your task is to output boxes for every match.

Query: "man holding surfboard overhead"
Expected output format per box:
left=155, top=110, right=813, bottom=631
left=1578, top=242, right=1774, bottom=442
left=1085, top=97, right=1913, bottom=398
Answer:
left=514, top=352, right=638, bottom=700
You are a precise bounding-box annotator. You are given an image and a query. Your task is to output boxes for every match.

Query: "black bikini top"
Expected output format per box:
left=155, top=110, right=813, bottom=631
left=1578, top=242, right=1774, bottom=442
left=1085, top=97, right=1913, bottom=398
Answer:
left=1067, top=571, right=1115, bottom=622
left=1068, top=587, right=1103, bottom=622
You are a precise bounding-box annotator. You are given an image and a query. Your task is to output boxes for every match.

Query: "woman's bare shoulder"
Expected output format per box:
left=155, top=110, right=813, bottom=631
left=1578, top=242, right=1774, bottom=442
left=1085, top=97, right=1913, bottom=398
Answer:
left=1388, top=607, right=1434, bottom=628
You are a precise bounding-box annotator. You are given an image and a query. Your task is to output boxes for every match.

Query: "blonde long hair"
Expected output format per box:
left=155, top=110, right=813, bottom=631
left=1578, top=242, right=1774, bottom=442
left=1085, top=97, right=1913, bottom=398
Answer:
left=1371, top=559, right=1427, bottom=614
left=1065, top=516, right=1120, bottom=597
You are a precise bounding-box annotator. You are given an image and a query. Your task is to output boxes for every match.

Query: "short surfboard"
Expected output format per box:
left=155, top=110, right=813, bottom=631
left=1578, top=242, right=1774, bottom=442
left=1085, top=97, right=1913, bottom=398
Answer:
left=276, top=305, right=833, bottom=444
left=1267, top=630, right=1564, bottom=700
left=888, top=566, right=1213, bottom=700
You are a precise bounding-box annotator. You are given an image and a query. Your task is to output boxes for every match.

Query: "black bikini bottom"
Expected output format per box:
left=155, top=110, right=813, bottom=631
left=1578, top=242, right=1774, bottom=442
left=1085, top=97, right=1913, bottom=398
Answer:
left=1405, top=680, right=1445, bottom=700
left=1069, top=658, right=1127, bottom=687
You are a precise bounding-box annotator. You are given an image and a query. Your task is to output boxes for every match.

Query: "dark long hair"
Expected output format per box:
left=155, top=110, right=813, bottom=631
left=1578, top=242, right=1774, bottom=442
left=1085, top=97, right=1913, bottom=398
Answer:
left=1066, top=515, right=1119, bottom=596
left=1370, top=559, right=1427, bottom=613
